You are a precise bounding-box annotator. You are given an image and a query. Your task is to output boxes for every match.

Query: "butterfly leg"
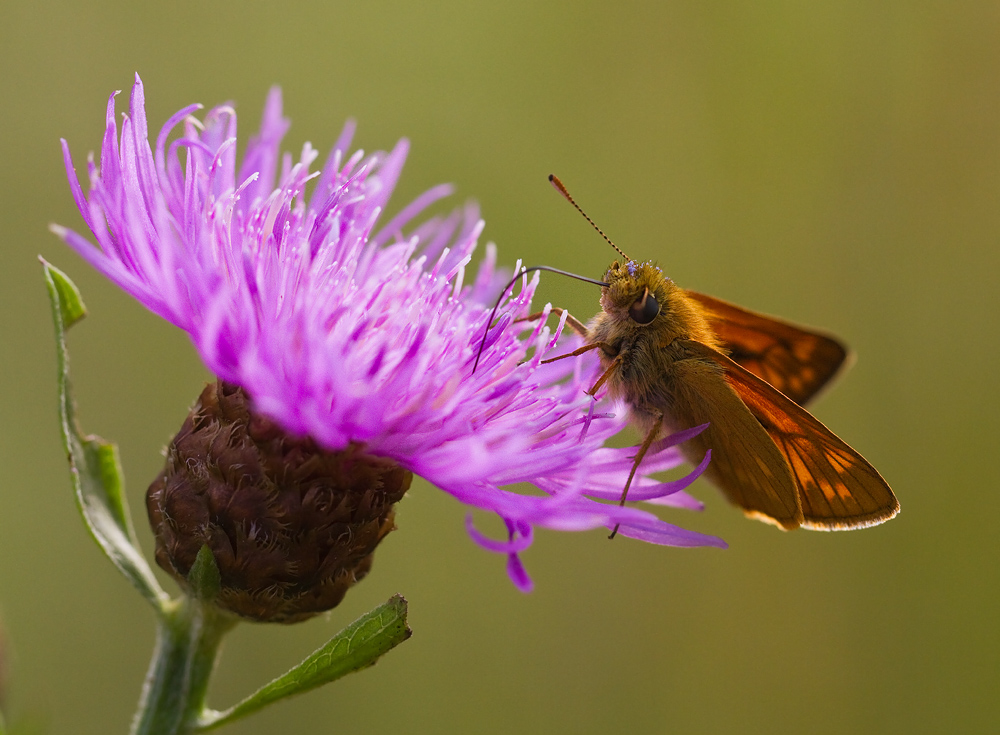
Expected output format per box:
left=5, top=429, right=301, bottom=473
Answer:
left=540, top=341, right=611, bottom=365
left=515, top=307, right=589, bottom=337
left=585, top=353, right=622, bottom=396
left=609, top=413, right=664, bottom=540
left=474, top=307, right=588, bottom=373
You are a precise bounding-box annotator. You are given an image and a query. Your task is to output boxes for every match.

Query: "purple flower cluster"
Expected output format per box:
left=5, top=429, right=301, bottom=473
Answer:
left=54, top=74, right=724, bottom=591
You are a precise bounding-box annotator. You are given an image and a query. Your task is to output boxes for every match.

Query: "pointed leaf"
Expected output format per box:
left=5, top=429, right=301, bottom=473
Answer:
left=187, top=545, right=222, bottom=602
left=46, top=259, right=87, bottom=328
left=198, top=596, right=412, bottom=731
left=42, top=260, right=168, bottom=611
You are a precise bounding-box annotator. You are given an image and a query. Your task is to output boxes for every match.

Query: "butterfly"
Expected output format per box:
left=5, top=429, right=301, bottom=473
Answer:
left=481, top=176, right=899, bottom=534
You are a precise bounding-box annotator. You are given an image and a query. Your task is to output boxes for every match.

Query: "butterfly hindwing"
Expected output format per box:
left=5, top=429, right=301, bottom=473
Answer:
left=685, top=290, right=850, bottom=406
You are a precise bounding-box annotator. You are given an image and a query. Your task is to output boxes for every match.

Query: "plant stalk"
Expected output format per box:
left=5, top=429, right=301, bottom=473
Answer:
left=130, top=599, right=237, bottom=735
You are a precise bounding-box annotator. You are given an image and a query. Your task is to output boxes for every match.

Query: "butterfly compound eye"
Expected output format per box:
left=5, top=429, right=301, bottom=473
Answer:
left=629, top=288, right=660, bottom=324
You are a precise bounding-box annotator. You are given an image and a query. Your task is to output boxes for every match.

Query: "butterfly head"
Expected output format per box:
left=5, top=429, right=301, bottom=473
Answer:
left=601, top=259, right=674, bottom=327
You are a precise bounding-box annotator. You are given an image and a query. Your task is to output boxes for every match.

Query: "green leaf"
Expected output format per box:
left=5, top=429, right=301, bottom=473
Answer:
left=42, top=260, right=168, bottom=611
left=197, top=595, right=412, bottom=731
left=44, top=256, right=87, bottom=328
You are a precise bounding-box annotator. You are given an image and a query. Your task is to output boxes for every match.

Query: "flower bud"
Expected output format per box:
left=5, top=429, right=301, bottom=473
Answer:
left=146, top=381, right=411, bottom=623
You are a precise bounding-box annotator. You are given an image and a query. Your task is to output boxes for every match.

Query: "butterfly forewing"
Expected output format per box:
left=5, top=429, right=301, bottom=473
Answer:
left=685, top=290, right=850, bottom=406
left=669, top=351, right=803, bottom=529
left=694, top=344, right=899, bottom=529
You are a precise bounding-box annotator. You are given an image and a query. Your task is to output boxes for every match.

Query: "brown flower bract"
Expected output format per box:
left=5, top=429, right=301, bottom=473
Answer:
left=146, top=381, right=411, bottom=623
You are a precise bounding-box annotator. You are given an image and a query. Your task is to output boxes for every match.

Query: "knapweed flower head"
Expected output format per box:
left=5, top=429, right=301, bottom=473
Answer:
left=53, top=74, right=724, bottom=613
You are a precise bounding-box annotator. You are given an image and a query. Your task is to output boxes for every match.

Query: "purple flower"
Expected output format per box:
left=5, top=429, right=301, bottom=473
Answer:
left=53, top=74, right=725, bottom=592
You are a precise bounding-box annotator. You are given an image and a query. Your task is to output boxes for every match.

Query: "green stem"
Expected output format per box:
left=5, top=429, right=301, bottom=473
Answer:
left=130, top=599, right=237, bottom=735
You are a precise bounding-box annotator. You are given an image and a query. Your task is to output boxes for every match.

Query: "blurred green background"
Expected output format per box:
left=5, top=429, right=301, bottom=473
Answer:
left=1, top=1, right=997, bottom=733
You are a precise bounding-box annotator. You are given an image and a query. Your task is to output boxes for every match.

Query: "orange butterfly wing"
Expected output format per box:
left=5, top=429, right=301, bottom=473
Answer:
left=685, top=290, right=850, bottom=406
left=683, top=341, right=899, bottom=529
left=667, top=354, right=803, bottom=529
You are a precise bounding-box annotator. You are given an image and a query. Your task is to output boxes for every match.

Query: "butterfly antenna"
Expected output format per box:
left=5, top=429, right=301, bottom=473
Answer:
left=549, top=174, right=632, bottom=261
